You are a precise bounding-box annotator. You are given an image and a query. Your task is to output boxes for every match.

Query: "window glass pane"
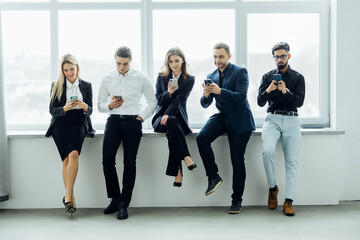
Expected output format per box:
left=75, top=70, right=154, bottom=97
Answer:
left=1, top=0, right=48, bottom=2
left=59, top=0, right=139, bottom=2
left=153, top=9, right=235, bottom=127
left=2, top=11, right=51, bottom=128
left=247, top=13, right=319, bottom=118
left=243, top=0, right=325, bottom=1
left=58, top=10, right=141, bottom=126
left=153, top=0, right=233, bottom=2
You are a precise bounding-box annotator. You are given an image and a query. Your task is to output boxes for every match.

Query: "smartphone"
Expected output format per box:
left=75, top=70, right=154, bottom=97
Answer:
left=70, top=96, right=78, bottom=102
left=204, top=79, right=213, bottom=86
left=169, top=78, right=178, bottom=88
left=114, top=95, right=123, bottom=101
left=273, top=74, right=282, bottom=85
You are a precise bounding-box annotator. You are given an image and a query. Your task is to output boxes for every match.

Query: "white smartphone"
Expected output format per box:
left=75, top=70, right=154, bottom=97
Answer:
left=169, top=78, right=178, bottom=88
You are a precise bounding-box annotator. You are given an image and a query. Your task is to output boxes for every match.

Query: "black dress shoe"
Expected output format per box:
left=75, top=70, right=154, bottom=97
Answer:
left=103, top=197, right=120, bottom=214
left=228, top=203, right=242, bottom=214
left=173, top=182, right=182, bottom=187
left=117, top=202, right=128, bottom=220
left=205, top=177, right=223, bottom=196
left=187, top=163, right=197, bottom=171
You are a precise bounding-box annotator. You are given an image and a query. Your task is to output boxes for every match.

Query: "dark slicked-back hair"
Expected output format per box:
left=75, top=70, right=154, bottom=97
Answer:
left=272, top=42, right=290, bottom=55
left=115, top=46, right=132, bottom=60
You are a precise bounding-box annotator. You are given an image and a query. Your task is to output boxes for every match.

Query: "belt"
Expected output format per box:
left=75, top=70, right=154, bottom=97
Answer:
left=271, top=110, right=298, bottom=116
left=110, top=114, right=137, bottom=119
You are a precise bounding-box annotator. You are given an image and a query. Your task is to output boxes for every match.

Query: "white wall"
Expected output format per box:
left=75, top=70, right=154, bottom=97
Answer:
left=0, top=132, right=342, bottom=209
left=335, top=0, right=360, bottom=201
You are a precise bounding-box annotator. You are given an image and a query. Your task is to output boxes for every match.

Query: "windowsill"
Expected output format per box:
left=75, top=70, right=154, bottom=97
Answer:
left=7, top=128, right=345, bottom=139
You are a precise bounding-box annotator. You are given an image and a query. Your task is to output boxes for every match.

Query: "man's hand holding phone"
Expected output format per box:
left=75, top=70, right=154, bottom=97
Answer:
left=266, top=74, right=281, bottom=94
left=203, top=79, right=221, bottom=96
left=109, top=95, right=124, bottom=110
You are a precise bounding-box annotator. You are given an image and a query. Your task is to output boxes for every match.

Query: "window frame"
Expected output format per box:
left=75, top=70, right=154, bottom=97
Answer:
left=0, top=0, right=330, bottom=131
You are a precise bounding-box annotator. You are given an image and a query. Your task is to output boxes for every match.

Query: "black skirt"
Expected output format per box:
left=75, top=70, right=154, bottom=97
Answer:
left=52, top=110, right=86, bottom=161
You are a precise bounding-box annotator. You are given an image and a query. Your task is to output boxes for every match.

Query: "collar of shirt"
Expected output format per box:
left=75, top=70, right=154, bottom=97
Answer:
left=66, top=78, right=79, bottom=89
left=117, top=68, right=133, bottom=78
left=172, top=72, right=182, bottom=80
left=275, top=65, right=292, bottom=76
left=217, top=62, right=231, bottom=77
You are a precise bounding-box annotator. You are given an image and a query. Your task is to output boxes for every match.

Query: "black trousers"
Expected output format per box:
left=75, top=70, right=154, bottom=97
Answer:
left=154, top=116, right=191, bottom=176
left=196, top=114, right=252, bottom=204
left=102, top=115, right=142, bottom=206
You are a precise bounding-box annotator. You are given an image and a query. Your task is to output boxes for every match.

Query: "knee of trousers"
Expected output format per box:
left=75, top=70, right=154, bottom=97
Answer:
left=196, top=132, right=209, bottom=145
left=167, top=115, right=178, bottom=124
left=263, top=149, right=275, bottom=158
left=102, top=157, right=116, bottom=169
left=262, top=143, right=276, bottom=159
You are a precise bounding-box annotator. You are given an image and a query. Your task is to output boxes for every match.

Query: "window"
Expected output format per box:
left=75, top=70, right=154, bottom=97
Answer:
left=1, top=11, right=51, bottom=129
left=0, top=0, right=330, bottom=131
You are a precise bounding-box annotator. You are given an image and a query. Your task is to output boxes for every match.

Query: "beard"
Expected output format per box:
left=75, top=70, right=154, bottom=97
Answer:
left=277, top=60, right=288, bottom=70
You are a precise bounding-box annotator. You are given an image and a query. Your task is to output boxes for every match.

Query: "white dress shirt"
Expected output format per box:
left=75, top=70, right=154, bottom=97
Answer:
left=66, top=78, right=83, bottom=103
left=97, top=68, right=157, bottom=120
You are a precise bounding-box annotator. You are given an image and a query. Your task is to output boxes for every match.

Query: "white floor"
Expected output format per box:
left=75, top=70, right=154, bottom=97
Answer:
left=0, top=201, right=359, bottom=240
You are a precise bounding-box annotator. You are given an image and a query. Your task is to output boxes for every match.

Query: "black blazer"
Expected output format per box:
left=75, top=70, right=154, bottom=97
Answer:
left=152, top=73, right=194, bottom=135
left=201, top=62, right=255, bottom=134
left=45, top=79, right=95, bottom=138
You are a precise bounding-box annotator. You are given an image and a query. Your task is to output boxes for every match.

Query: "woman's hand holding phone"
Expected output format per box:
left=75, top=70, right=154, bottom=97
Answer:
left=63, top=100, right=77, bottom=112
left=76, top=99, right=89, bottom=112
left=168, top=80, right=178, bottom=96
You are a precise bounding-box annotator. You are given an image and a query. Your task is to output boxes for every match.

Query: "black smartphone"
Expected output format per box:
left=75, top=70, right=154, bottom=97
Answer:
left=114, top=95, right=123, bottom=101
left=204, top=79, right=213, bottom=86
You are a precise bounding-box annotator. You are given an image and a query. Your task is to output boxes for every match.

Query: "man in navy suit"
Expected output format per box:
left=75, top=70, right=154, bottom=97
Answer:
left=196, top=42, right=255, bottom=214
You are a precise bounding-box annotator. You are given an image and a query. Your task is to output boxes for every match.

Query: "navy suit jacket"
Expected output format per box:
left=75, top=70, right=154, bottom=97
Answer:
left=45, top=79, right=95, bottom=137
left=152, top=73, right=195, bottom=135
left=201, top=62, right=255, bottom=134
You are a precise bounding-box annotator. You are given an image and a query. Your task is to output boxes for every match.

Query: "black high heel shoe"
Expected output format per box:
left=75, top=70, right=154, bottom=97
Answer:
left=187, top=163, right=197, bottom=171
left=173, top=182, right=182, bottom=187
left=64, top=200, right=76, bottom=216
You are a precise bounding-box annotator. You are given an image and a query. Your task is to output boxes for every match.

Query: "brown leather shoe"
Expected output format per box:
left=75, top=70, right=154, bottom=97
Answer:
left=268, top=185, right=278, bottom=210
left=283, top=201, right=295, bottom=216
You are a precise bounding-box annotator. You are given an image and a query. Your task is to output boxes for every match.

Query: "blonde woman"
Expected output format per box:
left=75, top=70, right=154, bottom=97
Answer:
left=46, top=54, right=95, bottom=215
left=152, top=47, right=196, bottom=187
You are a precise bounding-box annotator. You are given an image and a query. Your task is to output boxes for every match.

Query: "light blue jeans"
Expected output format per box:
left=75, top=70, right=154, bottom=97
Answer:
left=262, top=113, right=301, bottom=200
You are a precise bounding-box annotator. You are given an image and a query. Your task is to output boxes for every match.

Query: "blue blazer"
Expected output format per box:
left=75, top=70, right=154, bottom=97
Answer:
left=45, top=79, right=95, bottom=137
left=201, top=62, right=255, bottom=134
left=152, top=73, right=195, bottom=135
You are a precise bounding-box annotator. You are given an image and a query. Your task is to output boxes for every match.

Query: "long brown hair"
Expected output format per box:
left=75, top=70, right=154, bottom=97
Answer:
left=159, top=47, right=189, bottom=80
left=50, top=54, right=80, bottom=102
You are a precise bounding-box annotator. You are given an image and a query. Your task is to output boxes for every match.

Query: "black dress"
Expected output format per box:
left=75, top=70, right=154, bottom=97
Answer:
left=52, top=109, right=86, bottom=161
left=46, top=79, right=95, bottom=161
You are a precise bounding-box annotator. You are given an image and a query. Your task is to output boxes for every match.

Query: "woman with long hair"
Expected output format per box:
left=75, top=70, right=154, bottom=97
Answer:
left=46, top=54, right=95, bottom=215
left=152, top=47, right=196, bottom=187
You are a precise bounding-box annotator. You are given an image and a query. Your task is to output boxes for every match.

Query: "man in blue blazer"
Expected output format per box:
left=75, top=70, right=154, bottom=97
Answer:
left=196, top=42, right=255, bottom=214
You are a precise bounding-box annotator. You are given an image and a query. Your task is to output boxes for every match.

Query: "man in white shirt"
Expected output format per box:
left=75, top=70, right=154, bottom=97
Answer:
left=98, top=46, right=157, bottom=220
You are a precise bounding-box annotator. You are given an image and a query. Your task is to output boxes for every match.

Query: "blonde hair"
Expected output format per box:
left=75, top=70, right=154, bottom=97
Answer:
left=159, top=47, right=189, bottom=80
left=50, top=54, right=80, bottom=102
